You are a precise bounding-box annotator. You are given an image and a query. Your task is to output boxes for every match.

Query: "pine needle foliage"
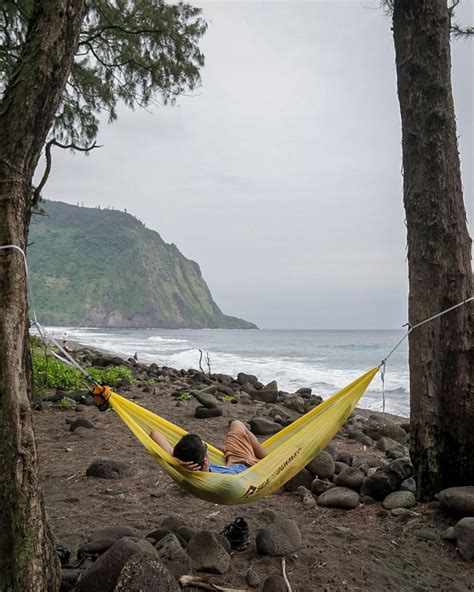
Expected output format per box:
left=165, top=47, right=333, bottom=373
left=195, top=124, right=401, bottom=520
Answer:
left=0, top=0, right=207, bottom=144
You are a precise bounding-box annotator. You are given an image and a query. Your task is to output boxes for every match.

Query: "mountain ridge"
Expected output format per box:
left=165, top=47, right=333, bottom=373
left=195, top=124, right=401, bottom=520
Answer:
left=28, top=200, right=257, bottom=329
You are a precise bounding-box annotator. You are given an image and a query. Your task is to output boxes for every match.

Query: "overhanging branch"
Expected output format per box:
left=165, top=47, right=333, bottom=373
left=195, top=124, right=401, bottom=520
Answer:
left=32, top=139, right=101, bottom=207
left=451, top=23, right=474, bottom=38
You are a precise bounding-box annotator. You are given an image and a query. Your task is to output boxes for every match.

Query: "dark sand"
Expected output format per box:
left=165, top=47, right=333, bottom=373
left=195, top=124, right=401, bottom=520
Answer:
left=34, top=363, right=473, bottom=591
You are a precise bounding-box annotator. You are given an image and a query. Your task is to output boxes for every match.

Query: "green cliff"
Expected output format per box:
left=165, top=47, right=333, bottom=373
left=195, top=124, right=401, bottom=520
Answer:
left=28, top=201, right=256, bottom=329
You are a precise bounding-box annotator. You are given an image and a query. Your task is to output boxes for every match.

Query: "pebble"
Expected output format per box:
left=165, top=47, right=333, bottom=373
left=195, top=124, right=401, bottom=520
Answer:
left=246, top=569, right=260, bottom=587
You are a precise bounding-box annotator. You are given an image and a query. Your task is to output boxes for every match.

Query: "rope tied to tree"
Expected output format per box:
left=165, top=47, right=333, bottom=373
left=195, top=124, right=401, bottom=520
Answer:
left=378, top=296, right=474, bottom=420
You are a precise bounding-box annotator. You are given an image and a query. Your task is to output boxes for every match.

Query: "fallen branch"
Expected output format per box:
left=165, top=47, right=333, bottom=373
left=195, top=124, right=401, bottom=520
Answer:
left=179, top=575, right=251, bottom=591
left=282, top=557, right=293, bottom=592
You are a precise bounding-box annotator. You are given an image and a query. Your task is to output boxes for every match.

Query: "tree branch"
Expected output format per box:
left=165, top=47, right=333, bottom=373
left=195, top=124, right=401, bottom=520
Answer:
left=32, top=139, right=101, bottom=206
left=451, top=23, right=474, bottom=38
left=79, top=24, right=167, bottom=46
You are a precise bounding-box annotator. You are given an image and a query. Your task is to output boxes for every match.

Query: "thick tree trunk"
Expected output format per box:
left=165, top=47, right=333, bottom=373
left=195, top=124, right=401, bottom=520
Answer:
left=392, top=0, right=473, bottom=500
left=0, top=2, right=86, bottom=590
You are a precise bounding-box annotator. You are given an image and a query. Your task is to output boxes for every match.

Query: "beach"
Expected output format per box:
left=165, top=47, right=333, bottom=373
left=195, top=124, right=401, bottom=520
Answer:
left=33, top=345, right=473, bottom=592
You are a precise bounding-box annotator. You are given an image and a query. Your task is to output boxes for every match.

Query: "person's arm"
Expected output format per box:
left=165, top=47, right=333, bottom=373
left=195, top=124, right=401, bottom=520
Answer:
left=149, top=430, right=173, bottom=455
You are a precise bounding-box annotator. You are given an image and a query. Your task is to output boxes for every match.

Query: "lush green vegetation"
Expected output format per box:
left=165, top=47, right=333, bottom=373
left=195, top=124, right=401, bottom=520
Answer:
left=177, top=391, right=193, bottom=401
left=28, top=200, right=257, bottom=329
left=31, top=349, right=134, bottom=394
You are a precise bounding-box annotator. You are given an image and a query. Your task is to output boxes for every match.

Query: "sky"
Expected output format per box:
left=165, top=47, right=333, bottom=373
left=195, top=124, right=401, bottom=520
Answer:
left=42, top=1, right=473, bottom=330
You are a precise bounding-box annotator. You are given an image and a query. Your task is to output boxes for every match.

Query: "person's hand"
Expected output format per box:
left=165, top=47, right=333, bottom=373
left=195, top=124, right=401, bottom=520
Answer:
left=176, top=459, right=201, bottom=471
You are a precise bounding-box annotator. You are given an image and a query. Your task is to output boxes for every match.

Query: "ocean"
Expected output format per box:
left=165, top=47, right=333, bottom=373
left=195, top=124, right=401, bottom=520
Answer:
left=44, top=327, right=410, bottom=416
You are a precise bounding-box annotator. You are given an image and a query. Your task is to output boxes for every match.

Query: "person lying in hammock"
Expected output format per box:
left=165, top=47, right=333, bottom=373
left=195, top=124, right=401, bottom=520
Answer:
left=150, top=420, right=267, bottom=475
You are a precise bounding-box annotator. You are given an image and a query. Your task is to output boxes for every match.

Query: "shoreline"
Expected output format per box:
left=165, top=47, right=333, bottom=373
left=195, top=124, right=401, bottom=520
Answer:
left=32, top=339, right=472, bottom=591
left=66, top=339, right=410, bottom=423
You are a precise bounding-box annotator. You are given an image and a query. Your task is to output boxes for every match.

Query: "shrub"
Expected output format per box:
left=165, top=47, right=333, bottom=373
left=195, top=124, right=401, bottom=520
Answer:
left=31, top=349, right=134, bottom=393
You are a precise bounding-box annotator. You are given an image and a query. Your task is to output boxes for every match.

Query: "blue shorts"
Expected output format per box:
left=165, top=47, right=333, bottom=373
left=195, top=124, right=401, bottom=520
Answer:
left=209, top=462, right=248, bottom=475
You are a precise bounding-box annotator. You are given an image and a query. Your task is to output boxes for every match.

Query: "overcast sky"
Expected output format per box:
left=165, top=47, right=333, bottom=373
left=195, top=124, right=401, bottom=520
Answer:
left=43, top=0, right=473, bottom=330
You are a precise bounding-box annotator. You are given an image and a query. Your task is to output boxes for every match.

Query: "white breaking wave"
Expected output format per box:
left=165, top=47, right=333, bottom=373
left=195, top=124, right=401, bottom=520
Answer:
left=35, top=326, right=410, bottom=415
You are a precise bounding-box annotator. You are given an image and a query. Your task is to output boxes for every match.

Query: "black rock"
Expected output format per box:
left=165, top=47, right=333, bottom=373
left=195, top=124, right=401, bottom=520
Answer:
left=85, top=459, right=136, bottom=480
left=69, top=418, right=94, bottom=431
left=256, top=519, right=301, bottom=556
left=194, top=406, right=223, bottom=419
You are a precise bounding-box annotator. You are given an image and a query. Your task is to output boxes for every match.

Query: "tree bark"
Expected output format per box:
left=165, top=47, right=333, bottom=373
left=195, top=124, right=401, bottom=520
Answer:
left=392, top=0, right=473, bottom=499
left=0, top=2, right=86, bottom=590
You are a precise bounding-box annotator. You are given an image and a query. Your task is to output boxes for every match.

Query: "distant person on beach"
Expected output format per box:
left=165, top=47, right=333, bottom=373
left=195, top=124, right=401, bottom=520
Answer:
left=62, top=332, right=69, bottom=351
left=133, top=352, right=138, bottom=362
left=149, top=421, right=267, bottom=475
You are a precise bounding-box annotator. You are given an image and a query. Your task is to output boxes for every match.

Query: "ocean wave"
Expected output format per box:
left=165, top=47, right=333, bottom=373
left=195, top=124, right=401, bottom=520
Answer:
left=146, top=336, right=189, bottom=344
left=32, top=327, right=410, bottom=414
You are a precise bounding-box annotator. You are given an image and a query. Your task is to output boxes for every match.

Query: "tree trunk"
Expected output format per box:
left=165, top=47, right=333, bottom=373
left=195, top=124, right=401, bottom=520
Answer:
left=392, top=0, right=473, bottom=500
left=0, top=2, right=86, bottom=590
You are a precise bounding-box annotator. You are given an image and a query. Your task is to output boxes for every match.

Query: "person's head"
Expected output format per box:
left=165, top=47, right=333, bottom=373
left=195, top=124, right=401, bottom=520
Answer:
left=173, top=434, right=208, bottom=468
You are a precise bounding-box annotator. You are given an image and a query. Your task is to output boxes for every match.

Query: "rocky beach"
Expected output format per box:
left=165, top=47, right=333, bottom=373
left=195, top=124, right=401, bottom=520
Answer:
left=34, top=346, right=474, bottom=592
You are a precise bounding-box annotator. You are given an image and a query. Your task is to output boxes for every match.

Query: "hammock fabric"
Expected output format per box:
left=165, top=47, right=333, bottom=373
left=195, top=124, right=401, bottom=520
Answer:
left=106, top=368, right=378, bottom=505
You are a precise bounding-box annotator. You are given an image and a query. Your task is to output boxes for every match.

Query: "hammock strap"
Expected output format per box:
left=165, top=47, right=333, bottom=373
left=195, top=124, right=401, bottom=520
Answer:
left=380, top=360, right=386, bottom=424
left=379, top=296, right=473, bottom=368
left=377, top=296, right=473, bottom=419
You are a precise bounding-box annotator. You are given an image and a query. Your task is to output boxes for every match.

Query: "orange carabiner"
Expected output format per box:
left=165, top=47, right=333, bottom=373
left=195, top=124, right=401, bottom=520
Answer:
left=92, top=384, right=111, bottom=411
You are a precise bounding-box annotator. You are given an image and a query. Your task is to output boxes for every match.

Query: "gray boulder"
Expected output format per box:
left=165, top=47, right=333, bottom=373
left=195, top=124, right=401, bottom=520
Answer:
left=195, top=391, right=220, bottom=409
left=194, top=406, right=222, bottom=419
left=262, top=575, right=287, bottom=592
left=283, top=395, right=306, bottom=414
left=69, top=418, right=95, bottom=431
left=382, top=491, right=416, bottom=510
left=187, top=531, right=230, bottom=574
left=346, top=428, right=373, bottom=446
left=306, top=451, right=334, bottom=479
left=364, top=419, right=407, bottom=444
left=334, top=461, right=349, bottom=474
left=311, top=479, right=336, bottom=495
left=376, top=437, right=404, bottom=454
left=361, top=458, right=413, bottom=501
left=160, top=516, right=186, bottom=533
left=89, top=526, right=141, bottom=542
left=400, top=477, right=417, bottom=495
left=283, top=468, right=314, bottom=492
left=75, top=537, right=156, bottom=592
left=77, top=540, right=114, bottom=559
left=334, top=467, right=365, bottom=492
left=249, top=418, right=281, bottom=436
left=296, top=486, right=317, bottom=508
left=237, top=372, right=259, bottom=387
left=86, top=459, right=136, bottom=480
left=335, top=451, right=353, bottom=466
left=361, top=470, right=394, bottom=500
left=454, top=518, right=474, bottom=562
left=249, top=390, right=278, bottom=403
left=438, top=486, right=474, bottom=517
left=264, top=380, right=278, bottom=392
left=386, top=458, right=413, bottom=483
left=114, top=551, right=179, bottom=591
left=256, top=519, right=301, bottom=556
left=296, top=387, right=312, bottom=397
left=246, top=569, right=260, bottom=588
left=60, top=568, right=81, bottom=592
left=154, top=533, right=192, bottom=578
left=317, top=487, right=360, bottom=510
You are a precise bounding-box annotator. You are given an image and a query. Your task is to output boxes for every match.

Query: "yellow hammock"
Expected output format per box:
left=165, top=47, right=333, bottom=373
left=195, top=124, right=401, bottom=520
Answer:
left=107, top=368, right=378, bottom=505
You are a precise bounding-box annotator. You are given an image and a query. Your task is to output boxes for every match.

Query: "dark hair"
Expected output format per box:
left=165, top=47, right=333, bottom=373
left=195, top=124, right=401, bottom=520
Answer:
left=173, top=434, right=207, bottom=467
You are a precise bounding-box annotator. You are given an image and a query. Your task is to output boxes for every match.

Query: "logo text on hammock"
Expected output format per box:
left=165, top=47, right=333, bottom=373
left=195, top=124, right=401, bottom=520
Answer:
left=241, top=447, right=302, bottom=500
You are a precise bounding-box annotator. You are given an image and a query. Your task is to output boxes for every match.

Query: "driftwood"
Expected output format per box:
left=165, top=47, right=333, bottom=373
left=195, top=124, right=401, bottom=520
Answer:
left=282, top=557, right=292, bottom=591
left=179, top=575, right=251, bottom=591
